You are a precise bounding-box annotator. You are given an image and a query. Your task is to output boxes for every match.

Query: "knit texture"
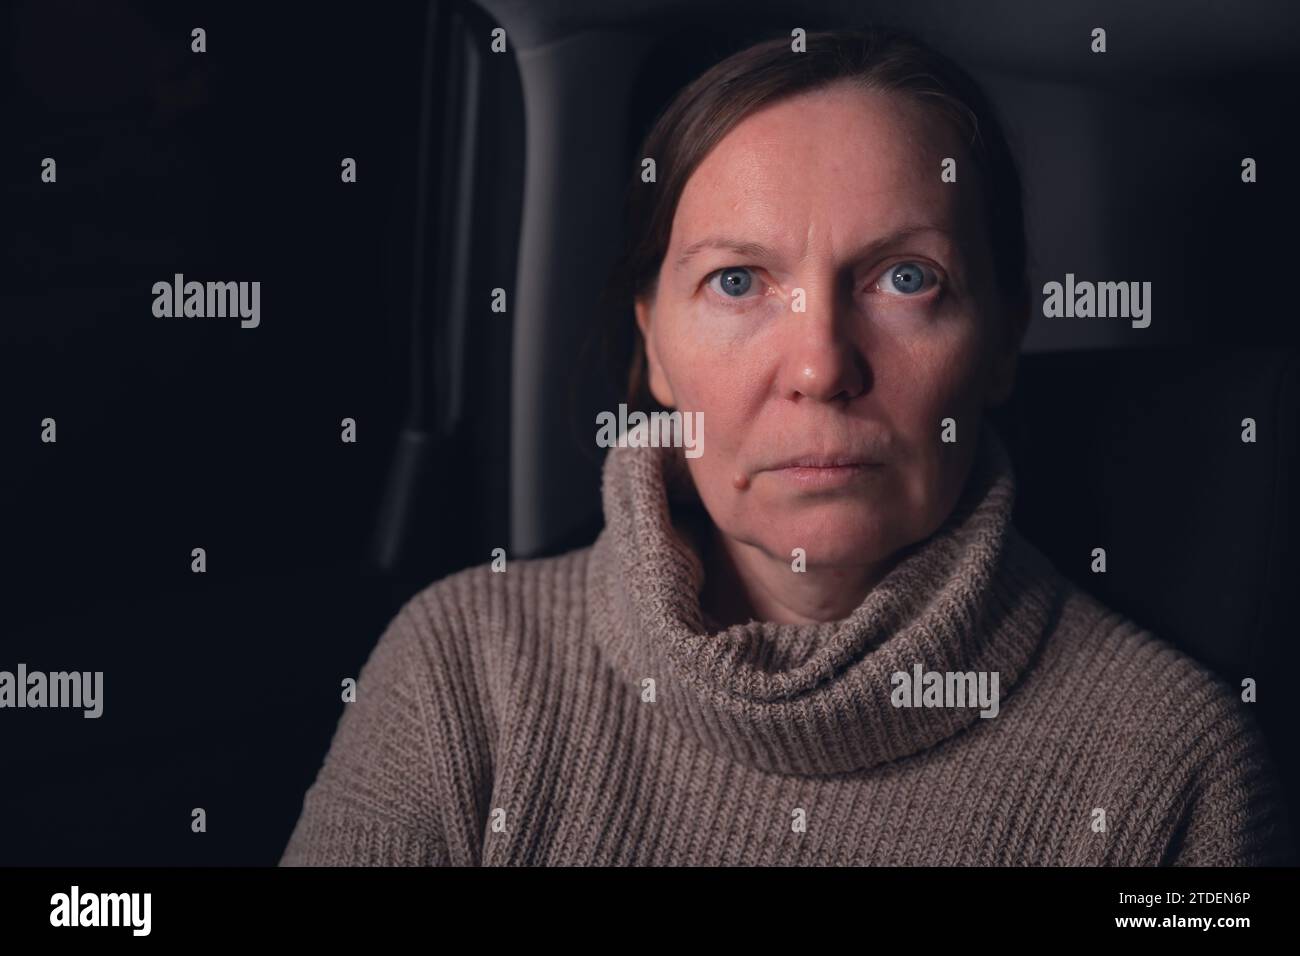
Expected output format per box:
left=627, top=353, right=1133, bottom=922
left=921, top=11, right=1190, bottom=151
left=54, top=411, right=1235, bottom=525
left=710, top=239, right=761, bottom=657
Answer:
left=281, top=423, right=1292, bottom=866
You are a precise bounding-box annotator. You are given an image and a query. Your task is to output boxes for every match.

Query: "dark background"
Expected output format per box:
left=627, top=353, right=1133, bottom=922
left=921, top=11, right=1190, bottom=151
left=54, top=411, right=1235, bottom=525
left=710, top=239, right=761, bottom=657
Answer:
left=2, top=0, right=520, bottom=864
left=2, top=0, right=1298, bottom=865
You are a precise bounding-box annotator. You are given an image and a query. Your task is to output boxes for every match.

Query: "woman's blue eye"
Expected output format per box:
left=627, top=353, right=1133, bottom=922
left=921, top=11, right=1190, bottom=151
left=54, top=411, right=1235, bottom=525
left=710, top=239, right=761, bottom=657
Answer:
left=709, top=267, right=755, bottom=298
left=879, top=262, right=932, bottom=296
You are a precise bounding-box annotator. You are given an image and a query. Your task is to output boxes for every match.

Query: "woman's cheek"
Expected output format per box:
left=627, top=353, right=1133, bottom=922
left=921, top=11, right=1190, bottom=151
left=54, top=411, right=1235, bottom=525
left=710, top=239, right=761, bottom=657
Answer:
left=898, top=318, right=986, bottom=414
left=664, top=318, right=768, bottom=413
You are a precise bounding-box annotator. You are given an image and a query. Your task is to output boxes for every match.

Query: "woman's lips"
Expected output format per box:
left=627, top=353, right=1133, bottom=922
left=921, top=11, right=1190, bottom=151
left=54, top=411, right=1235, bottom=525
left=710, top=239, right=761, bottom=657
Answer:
left=767, top=462, right=885, bottom=489
left=776, top=456, right=876, bottom=468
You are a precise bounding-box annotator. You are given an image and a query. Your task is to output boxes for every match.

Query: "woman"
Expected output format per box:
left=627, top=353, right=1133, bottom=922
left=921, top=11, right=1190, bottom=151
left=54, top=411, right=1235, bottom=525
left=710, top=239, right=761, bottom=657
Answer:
left=281, top=28, right=1290, bottom=866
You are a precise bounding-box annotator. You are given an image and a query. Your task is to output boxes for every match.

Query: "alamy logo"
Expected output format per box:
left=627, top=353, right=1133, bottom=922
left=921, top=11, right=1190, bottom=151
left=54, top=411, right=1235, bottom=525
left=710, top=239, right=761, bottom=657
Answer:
left=0, top=664, right=103, bottom=718
left=890, top=664, right=1000, bottom=718
left=1042, top=273, right=1151, bottom=328
left=50, top=885, right=151, bottom=936
left=596, top=403, right=704, bottom=458
left=152, top=273, right=260, bottom=328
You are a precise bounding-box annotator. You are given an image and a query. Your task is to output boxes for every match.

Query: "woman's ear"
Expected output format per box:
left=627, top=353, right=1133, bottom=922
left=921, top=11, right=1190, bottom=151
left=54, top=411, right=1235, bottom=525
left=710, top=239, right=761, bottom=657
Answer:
left=985, top=291, right=1032, bottom=408
left=634, top=296, right=676, bottom=407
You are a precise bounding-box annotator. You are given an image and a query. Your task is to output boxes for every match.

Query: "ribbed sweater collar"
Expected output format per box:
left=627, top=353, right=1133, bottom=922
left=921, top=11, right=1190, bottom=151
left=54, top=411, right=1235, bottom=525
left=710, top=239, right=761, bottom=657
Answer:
left=587, top=421, right=1067, bottom=776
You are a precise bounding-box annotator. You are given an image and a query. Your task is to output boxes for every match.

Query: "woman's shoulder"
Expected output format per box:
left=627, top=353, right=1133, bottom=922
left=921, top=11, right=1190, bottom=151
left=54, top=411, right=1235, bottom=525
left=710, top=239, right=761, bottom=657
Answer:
left=1032, top=562, right=1280, bottom=780
left=349, top=543, right=603, bottom=749
left=1045, top=577, right=1248, bottom=718
left=392, top=541, right=601, bottom=656
left=1042, top=581, right=1291, bottom=862
left=1000, top=539, right=1291, bottom=862
left=1010, top=530, right=1275, bottom=776
left=1006, top=529, right=1249, bottom=719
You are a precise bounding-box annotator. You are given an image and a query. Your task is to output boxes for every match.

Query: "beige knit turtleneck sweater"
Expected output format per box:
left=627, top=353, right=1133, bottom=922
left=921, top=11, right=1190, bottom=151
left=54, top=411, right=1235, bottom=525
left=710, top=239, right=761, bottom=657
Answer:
left=280, top=423, right=1291, bottom=866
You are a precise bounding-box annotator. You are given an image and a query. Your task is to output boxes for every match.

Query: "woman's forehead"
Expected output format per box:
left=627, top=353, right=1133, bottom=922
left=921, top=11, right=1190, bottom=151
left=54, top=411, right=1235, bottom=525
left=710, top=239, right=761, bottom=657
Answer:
left=672, top=85, right=974, bottom=253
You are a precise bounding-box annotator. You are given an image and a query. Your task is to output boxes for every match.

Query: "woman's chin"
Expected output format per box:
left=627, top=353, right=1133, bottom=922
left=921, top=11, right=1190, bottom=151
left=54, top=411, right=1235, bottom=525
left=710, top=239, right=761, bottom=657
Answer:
left=750, top=504, right=905, bottom=567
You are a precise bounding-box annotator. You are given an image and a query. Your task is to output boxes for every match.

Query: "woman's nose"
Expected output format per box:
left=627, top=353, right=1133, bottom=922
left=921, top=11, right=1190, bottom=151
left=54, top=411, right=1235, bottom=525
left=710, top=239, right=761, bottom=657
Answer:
left=778, top=280, right=868, bottom=402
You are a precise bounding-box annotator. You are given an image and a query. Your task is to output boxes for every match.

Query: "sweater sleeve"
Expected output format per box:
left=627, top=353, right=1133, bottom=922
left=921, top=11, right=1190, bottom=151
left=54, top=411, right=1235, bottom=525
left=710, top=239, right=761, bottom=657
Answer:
left=279, top=588, right=490, bottom=866
left=1163, top=703, right=1294, bottom=867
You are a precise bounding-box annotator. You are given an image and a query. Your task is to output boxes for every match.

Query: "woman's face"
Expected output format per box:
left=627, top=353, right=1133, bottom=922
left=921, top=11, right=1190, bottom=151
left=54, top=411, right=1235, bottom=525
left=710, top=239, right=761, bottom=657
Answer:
left=635, top=83, right=1022, bottom=571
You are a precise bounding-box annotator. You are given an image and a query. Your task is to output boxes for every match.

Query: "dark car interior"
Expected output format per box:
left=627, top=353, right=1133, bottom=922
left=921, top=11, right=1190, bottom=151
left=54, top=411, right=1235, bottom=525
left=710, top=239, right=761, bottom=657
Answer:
left=3, top=0, right=1297, bottom=864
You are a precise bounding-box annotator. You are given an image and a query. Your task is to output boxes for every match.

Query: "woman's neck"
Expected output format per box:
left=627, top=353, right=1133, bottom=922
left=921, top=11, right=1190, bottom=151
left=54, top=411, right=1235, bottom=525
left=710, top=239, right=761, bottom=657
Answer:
left=696, top=519, right=902, bottom=627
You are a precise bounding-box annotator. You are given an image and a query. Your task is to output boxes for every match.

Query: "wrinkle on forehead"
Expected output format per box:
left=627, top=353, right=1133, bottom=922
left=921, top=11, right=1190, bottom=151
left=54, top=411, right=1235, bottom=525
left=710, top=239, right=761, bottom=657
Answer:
left=671, top=85, right=976, bottom=260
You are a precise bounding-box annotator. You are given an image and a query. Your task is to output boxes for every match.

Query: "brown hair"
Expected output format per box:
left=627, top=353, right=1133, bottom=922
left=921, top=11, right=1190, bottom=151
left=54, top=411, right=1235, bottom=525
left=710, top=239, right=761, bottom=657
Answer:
left=599, top=27, right=1028, bottom=412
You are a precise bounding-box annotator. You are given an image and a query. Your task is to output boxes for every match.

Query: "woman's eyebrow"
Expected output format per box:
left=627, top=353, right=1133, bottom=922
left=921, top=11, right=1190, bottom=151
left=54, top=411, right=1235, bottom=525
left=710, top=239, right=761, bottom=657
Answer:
left=673, top=238, right=778, bottom=272
left=672, top=225, right=952, bottom=273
